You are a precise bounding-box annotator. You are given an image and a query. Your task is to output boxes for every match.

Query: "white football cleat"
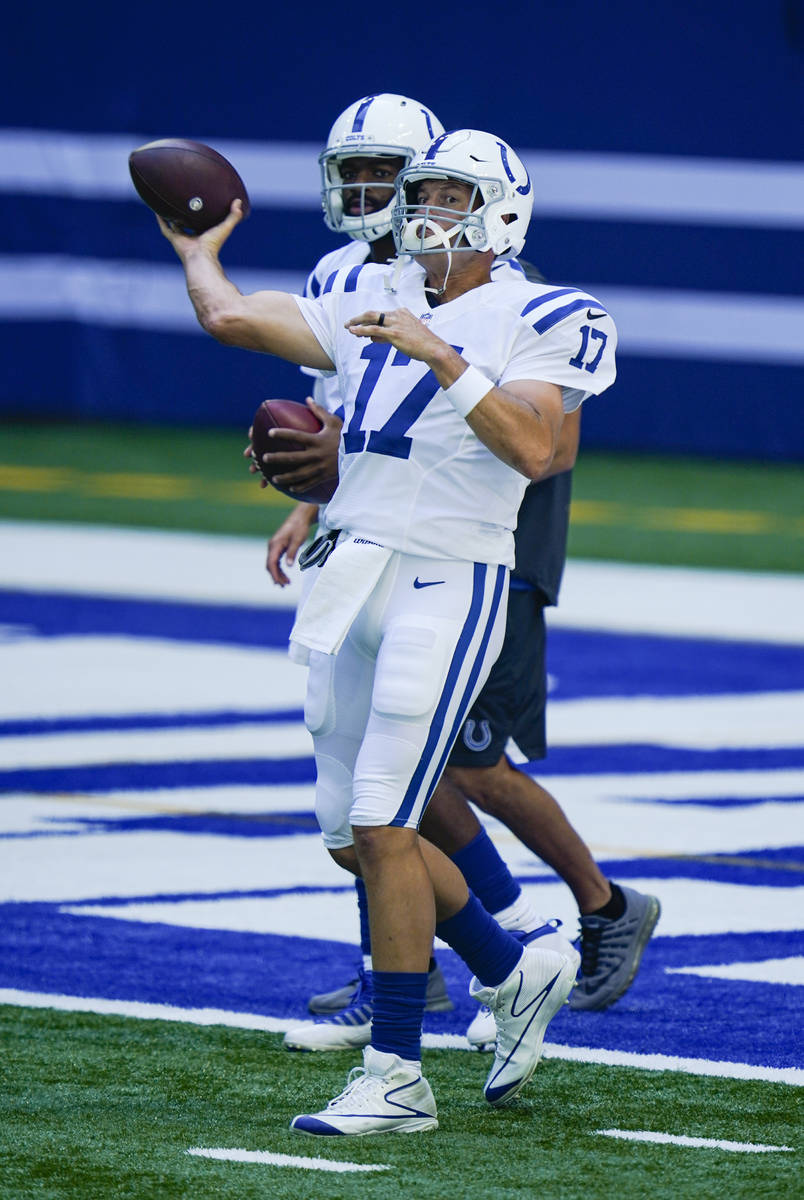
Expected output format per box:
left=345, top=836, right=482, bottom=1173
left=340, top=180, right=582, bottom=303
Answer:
left=466, top=1004, right=496, bottom=1051
left=470, top=946, right=576, bottom=1106
left=466, top=922, right=580, bottom=1051
left=285, top=972, right=372, bottom=1050
left=290, top=1046, right=438, bottom=1136
left=519, top=920, right=581, bottom=975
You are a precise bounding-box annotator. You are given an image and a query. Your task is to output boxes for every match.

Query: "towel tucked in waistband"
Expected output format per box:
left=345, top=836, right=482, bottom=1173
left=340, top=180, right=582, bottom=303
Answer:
left=289, top=534, right=392, bottom=659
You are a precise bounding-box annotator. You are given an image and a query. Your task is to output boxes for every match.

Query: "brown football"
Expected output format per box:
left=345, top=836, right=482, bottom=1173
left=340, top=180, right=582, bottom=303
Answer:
left=251, top=399, right=338, bottom=505
left=128, top=138, right=250, bottom=234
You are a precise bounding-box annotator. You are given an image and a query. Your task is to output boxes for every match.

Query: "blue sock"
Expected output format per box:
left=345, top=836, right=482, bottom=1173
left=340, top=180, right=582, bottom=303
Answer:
left=355, top=877, right=371, bottom=956
left=436, top=893, right=522, bottom=987
left=451, top=829, right=521, bottom=915
left=371, top=970, right=428, bottom=1061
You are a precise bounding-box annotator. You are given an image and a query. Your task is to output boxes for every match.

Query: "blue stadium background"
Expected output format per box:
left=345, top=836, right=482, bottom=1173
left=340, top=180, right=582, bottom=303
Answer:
left=2, top=0, right=802, bottom=459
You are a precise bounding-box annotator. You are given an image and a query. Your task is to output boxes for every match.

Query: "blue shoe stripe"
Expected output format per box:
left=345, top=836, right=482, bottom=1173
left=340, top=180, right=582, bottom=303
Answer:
left=291, top=1116, right=344, bottom=1135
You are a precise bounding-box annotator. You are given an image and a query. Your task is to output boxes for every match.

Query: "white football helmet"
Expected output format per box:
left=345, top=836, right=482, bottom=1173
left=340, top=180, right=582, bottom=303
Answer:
left=320, top=94, right=445, bottom=242
left=392, top=129, right=533, bottom=259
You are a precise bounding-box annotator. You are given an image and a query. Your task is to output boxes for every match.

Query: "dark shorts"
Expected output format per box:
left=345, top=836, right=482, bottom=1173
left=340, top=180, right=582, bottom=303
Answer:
left=448, top=587, right=547, bottom=769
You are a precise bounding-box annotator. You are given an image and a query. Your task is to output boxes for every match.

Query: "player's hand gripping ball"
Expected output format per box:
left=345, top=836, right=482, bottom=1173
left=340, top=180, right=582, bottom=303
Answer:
left=251, top=400, right=338, bottom=505
left=128, top=138, right=250, bottom=233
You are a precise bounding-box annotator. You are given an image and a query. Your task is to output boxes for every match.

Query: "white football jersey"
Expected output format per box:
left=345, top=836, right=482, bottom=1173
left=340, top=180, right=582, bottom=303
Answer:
left=294, top=258, right=617, bottom=566
left=301, top=246, right=527, bottom=415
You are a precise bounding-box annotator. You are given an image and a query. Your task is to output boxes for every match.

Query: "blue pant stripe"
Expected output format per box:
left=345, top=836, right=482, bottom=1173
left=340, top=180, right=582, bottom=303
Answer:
left=422, top=563, right=507, bottom=807
left=391, top=563, right=499, bottom=828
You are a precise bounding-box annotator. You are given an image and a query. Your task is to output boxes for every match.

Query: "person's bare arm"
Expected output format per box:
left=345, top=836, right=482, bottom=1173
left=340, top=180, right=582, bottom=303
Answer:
left=540, top=406, right=581, bottom=478
left=158, top=202, right=332, bottom=368
left=266, top=503, right=319, bottom=586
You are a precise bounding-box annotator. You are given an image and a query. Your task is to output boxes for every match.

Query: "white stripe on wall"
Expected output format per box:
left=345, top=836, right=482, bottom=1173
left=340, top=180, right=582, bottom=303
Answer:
left=2, top=256, right=803, bottom=366
left=2, top=129, right=804, bottom=228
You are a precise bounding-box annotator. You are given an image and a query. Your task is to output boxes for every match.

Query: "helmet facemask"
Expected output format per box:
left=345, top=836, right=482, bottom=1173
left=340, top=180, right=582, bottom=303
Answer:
left=392, top=130, right=533, bottom=263
left=392, top=174, right=505, bottom=257
left=320, top=147, right=411, bottom=243
left=318, top=94, right=445, bottom=242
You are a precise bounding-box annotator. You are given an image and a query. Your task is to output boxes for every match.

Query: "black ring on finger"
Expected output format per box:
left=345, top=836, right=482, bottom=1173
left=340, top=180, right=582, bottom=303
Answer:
left=377, top=312, right=385, bottom=327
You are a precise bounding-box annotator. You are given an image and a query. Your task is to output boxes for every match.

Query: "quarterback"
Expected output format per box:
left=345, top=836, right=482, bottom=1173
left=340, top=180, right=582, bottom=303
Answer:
left=158, top=127, right=617, bottom=1135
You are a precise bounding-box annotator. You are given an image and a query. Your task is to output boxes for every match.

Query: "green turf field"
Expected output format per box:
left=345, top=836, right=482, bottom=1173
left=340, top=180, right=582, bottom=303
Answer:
left=1, top=1008, right=797, bottom=1200
left=1, top=419, right=802, bottom=571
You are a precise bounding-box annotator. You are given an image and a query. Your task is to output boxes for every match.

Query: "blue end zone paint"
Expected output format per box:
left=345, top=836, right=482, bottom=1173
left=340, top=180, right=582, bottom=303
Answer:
left=521, top=848, right=804, bottom=888
left=0, top=758, right=317, bottom=795
left=3, top=589, right=804, bottom=700
left=647, top=794, right=803, bottom=808
left=36, top=812, right=321, bottom=838
left=0, top=902, right=800, bottom=1069
left=0, top=590, right=294, bottom=649
left=3, top=745, right=804, bottom=795
left=0, top=709, right=305, bottom=737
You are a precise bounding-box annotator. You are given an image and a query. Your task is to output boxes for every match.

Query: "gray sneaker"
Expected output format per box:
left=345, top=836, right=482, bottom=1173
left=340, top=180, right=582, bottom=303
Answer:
left=308, top=961, right=453, bottom=1015
left=569, top=886, right=660, bottom=1011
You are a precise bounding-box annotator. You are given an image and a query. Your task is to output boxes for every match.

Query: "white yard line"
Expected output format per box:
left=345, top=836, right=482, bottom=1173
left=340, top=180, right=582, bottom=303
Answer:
left=594, top=1129, right=793, bottom=1153
left=2, top=989, right=800, bottom=1087
left=187, top=1147, right=390, bottom=1172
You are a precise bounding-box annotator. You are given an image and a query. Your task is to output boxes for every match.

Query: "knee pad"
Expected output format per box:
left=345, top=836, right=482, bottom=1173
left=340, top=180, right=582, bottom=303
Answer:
left=304, top=650, right=336, bottom=737
left=314, top=752, right=355, bottom=848
left=372, top=621, right=453, bottom=719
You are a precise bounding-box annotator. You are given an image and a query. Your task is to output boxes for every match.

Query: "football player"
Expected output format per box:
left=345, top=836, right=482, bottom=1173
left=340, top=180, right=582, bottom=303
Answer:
left=261, top=96, right=659, bottom=1052
left=159, top=127, right=617, bottom=1135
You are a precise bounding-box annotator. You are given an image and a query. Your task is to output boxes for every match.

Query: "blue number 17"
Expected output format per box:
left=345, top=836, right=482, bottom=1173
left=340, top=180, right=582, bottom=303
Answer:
left=343, top=342, right=464, bottom=460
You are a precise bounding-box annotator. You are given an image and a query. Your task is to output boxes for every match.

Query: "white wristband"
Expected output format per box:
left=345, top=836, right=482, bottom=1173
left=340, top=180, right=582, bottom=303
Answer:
left=444, top=365, right=493, bottom=418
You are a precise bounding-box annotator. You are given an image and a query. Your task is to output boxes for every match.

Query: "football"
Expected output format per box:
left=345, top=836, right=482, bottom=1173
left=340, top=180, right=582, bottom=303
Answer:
left=128, top=138, right=250, bottom=234
left=251, top=399, right=339, bottom=505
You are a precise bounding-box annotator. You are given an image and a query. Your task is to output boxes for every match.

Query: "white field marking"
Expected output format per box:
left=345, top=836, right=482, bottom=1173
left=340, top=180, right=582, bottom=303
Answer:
left=594, top=1129, right=793, bottom=1153
left=60, top=892, right=361, bottom=942
left=666, top=957, right=804, bottom=986
left=0, top=637, right=308, bottom=721
left=2, top=766, right=800, bottom=836
left=516, top=878, right=804, bottom=938
left=187, top=1147, right=389, bottom=1172
left=3, top=522, right=804, bottom=644
left=532, top=768, right=804, bottom=802
left=3, top=800, right=801, bottom=926
left=56, top=875, right=804, bottom=941
left=0, top=786, right=318, bottom=834
left=547, top=691, right=804, bottom=750
left=0, top=722, right=313, bottom=769
left=0, top=522, right=304, bottom=607
left=553, top=559, right=804, bottom=646
left=1, top=989, right=801, bottom=1086
left=0, top=830, right=347, bottom=904
left=496, top=792, right=804, bottom=860
left=5, top=690, right=804, bottom=770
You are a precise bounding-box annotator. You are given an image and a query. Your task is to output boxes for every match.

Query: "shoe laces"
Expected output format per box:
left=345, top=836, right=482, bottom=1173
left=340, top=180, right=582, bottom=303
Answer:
left=325, top=1066, right=392, bottom=1114
left=577, top=917, right=604, bottom=975
left=577, top=914, right=630, bottom=975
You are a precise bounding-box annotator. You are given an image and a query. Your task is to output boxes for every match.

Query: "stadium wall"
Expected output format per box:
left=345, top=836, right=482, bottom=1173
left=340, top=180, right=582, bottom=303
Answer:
left=1, top=1, right=802, bottom=460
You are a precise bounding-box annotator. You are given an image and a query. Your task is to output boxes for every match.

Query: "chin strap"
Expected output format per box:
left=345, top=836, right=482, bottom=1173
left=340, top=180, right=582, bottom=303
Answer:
left=399, top=216, right=463, bottom=298
left=384, top=254, right=406, bottom=294
left=424, top=254, right=452, bottom=298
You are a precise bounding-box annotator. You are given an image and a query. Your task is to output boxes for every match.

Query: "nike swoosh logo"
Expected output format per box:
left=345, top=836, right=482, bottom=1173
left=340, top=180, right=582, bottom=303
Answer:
left=509, top=968, right=560, bottom=1019
left=586, top=309, right=606, bottom=320
left=413, top=577, right=445, bottom=589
